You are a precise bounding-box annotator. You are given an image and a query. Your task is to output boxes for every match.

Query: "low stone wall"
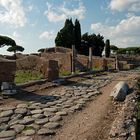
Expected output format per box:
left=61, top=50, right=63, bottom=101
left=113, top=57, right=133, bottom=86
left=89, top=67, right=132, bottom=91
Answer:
left=0, top=58, right=16, bottom=83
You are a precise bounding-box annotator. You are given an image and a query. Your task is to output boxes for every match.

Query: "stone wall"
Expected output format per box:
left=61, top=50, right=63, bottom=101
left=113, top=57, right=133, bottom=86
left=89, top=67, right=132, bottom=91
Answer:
left=41, top=52, right=72, bottom=72
left=16, top=51, right=116, bottom=73
left=16, top=55, right=44, bottom=71
left=0, top=58, right=16, bottom=83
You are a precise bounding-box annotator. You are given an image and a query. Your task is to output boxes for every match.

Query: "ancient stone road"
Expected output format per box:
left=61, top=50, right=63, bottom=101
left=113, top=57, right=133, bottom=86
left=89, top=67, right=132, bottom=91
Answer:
left=0, top=71, right=138, bottom=140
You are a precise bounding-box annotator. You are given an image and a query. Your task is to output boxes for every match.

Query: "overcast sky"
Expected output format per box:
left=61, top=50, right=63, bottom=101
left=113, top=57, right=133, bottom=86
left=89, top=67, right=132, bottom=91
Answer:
left=0, top=0, right=140, bottom=55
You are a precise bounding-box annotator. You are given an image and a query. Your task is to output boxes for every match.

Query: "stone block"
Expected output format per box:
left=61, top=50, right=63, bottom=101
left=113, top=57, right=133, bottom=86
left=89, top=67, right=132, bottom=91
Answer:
left=110, top=81, right=129, bottom=101
left=41, top=60, right=59, bottom=81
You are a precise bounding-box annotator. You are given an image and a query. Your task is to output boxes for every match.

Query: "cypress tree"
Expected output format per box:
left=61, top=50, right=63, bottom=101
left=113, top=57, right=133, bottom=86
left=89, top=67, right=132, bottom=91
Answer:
left=105, top=39, right=110, bottom=58
left=74, top=19, right=81, bottom=51
left=55, top=18, right=74, bottom=48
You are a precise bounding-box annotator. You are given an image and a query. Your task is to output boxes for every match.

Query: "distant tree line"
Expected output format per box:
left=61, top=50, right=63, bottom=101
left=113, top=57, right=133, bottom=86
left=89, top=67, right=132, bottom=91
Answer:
left=110, top=45, right=140, bottom=55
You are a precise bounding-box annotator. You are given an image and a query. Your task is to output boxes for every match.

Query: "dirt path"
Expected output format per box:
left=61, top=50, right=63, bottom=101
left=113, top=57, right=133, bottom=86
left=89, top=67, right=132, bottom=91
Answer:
left=48, top=72, right=138, bottom=140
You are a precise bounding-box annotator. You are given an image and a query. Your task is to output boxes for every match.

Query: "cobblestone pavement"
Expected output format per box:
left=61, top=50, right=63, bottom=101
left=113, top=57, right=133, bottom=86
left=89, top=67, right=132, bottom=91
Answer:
left=0, top=71, right=135, bottom=140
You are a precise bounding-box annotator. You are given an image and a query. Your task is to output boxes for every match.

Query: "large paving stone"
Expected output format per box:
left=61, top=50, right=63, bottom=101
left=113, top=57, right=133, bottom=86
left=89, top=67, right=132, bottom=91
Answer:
left=0, top=110, right=14, bottom=117
left=35, top=118, right=49, bottom=125
left=17, top=104, right=28, bottom=108
left=44, top=111, right=54, bottom=117
left=0, top=117, right=10, bottom=123
left=19, top=118, right=34, bottom=125
left=44, top=122, right=61, bottom=129
left=27, top=124, right=40, bottom=130
left=0, top=130, right=16, bottom=139
left=0, top=107, right=15, bottom=111
left=8, top=119, right=20, bottom=126
left=43, top=107, right=58, bottom=112
left=39, top=104, right=50, bottom=108
left=16, top=136, right=33, bottom=140
left=28, top=105, right=40, bottom=110
left=46, top=102, right=56, bottom=106
left=32, top=114, right=45, bottom=119
left=11, top=114, right=23, bottom=120
left=0, top=123, right=9, bottom=131
left=37, top=128, right=55, bottom=135
left=49, top=115, right=62, bottom=122
left=56, top=111, right=68, bottom=116
left=10, top=124, right=25, bottom=134
left=23, top=129, right=35, bottom=136
left=14, top=108, right=27, bottom=114
left=30, top=109, right=43, bottom=114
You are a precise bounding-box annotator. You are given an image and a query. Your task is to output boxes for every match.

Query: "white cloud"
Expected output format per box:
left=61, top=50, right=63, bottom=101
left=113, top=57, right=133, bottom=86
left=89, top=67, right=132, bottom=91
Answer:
left=44, top=1, right=86, bottom=22
left=109, top=0, right=140, bottom=12
left=91, top=15, right=140, bottom=47
left=0, top=0, right=27, bottom=27
left=12, top=31, right=24, bottom=45
left=44, top=2, right=66, bottom=22
left=39, top=31, right=55, bottom=40
left=60, top=1, right=86, bottom=19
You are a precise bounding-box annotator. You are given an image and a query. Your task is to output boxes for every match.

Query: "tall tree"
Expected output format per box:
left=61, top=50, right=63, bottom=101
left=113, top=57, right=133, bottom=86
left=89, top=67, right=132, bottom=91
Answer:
left=0, top=35, right=16, bottom=48
left=55, top=18, right=74, bottom=48
left=81, top=33, right=105, bottom=56
left=74, top=19, right=81, bottom=51
left=105, top=39, right=110, bottom=58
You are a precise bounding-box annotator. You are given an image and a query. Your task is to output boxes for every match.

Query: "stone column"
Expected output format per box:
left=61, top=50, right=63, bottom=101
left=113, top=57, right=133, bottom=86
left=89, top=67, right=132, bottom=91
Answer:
left=72, top=45, right=76, bottom=74
left=89, top=47, right=93, bottom=71
left=115, top=55, right=119, bottom=71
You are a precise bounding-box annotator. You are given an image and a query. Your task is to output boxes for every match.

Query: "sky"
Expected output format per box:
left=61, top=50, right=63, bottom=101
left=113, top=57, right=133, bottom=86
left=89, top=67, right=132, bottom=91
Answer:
left=0, top=0, right=140, bottom=55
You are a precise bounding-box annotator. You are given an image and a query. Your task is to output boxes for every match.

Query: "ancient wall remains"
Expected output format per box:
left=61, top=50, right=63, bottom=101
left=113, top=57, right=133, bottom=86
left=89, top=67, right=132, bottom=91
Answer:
left=0, top=58, right=16, bottom=83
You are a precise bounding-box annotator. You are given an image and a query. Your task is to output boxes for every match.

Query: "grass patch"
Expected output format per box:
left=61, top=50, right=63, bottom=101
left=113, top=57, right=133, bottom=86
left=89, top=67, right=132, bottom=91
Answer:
left=92, top=66, right=102, bottom=71
left=59, top=70, right=71, bottom=77
left=15, top=70, right=43, bottom=84
left=107, top=63, right=113, bottom=69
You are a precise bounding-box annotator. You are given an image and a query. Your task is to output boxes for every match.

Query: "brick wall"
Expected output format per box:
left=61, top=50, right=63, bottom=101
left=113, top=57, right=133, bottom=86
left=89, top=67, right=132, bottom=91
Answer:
left=0, top=58, right=16, bottom=82
left=41, top=52, right=71, bottom=72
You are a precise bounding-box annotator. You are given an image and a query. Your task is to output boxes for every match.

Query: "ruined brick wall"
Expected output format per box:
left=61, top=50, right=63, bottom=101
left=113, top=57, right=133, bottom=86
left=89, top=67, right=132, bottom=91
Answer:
left=76, top=55, right=115, bottom=71
left=41, top=52, right=71, bottom=72
left=106, top=58, right=116, bottom=69
left=16, top=47, right=116, bottom=74
left=16, top=55, right=41, bottom=71
left=0, top=58, right=16, bottom=82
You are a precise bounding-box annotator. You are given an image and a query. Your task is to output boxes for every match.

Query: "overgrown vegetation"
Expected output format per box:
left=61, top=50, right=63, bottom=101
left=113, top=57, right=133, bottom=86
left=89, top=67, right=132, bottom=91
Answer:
left=15, top=70, right=43, bottom=84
